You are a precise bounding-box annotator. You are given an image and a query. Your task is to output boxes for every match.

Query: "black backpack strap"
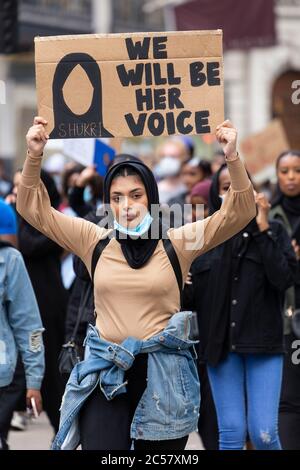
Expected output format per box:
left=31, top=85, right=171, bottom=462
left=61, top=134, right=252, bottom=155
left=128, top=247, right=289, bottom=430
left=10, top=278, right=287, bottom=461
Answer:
left=162, top=237, right=183, bottom=306
left=69, top=283, right=92, bottom=343
left=91, top=237, right=110, bottom=282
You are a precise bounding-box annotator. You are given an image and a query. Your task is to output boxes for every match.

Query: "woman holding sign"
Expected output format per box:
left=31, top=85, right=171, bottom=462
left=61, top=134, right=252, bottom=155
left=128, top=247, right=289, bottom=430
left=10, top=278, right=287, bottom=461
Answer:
left=17, top=117, right=255, bottom=450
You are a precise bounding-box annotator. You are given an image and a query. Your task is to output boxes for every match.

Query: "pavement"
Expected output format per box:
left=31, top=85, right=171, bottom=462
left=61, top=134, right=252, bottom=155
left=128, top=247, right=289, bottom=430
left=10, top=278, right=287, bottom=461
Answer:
left=9, top=413, right=204, bottom=450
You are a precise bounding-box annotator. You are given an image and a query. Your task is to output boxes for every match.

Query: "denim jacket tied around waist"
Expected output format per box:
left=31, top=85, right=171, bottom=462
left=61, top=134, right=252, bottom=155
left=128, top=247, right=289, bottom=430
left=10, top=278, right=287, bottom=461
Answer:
left=52, top=310, right=200, bottom=450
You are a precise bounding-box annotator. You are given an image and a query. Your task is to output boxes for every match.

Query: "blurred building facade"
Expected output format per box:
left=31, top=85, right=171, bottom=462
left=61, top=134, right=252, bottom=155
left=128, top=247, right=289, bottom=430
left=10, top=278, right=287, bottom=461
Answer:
left=1, top=0, right=300, bottom=177
left=164, top=0, right=300, bottom=181
left=0, top=0, right=94, bottom=172
left=223, top=0, right=300, bottom=145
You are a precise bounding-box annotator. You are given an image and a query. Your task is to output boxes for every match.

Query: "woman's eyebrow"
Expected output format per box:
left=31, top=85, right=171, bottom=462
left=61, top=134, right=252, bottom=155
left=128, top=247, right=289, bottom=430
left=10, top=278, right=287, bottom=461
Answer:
left=111, top=191, right=123, bottom=195
left=130, top=188, right=143, bottom=193
left=111, top=188, right=143, bottom=196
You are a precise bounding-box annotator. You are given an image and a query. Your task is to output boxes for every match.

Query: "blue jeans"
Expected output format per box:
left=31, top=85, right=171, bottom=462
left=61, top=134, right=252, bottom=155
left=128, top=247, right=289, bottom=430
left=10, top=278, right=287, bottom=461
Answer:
left=207, top=353, right=283, bottom=450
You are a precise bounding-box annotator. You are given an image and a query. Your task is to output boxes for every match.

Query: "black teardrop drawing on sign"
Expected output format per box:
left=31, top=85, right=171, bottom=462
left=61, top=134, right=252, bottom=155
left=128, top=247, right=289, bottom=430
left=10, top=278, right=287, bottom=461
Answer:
left=49, top=52, right=113, bottom=138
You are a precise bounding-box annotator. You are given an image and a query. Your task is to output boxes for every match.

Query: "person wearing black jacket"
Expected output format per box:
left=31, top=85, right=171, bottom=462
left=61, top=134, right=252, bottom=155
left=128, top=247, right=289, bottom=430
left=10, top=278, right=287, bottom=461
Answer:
left=183, top=163, right=297, bottom=450
left=270, top=150, right=300, bottom=450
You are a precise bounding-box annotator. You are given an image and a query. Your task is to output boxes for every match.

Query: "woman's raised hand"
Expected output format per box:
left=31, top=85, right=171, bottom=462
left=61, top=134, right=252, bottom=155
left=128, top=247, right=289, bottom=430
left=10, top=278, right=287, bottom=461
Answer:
left=216, top=120, right=238, bottom=161
left=26, top=116, right=49, bottom=158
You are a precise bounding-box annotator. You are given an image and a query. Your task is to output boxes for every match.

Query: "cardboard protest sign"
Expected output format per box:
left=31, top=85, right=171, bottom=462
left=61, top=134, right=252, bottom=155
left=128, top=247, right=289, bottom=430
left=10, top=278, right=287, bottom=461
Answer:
left=240, top=119, right=289, bottom=175
left=35, top=30, right=224, bottom=139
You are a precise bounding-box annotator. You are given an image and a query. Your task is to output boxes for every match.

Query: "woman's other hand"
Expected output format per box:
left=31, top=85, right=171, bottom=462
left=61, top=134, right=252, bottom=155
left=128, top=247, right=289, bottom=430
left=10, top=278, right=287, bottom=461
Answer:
left=26, top=116, right=49, bottom=157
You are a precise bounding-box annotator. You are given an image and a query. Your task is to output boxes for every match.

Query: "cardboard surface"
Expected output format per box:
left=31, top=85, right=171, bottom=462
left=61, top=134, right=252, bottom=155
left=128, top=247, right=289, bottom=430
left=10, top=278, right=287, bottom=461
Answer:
left=35, top=31, right=224, bottom=139
left=240, top=119, right=289, bottom=175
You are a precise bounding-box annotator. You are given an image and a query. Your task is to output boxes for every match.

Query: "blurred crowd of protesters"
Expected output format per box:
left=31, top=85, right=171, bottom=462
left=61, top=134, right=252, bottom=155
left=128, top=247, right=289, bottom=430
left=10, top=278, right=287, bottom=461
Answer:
left=0, top=135, right=300, bottom=450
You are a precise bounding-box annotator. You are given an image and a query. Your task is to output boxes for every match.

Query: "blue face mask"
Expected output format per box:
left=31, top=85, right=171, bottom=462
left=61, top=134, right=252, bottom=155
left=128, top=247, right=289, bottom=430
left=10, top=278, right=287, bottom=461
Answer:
left=219, top=194, right=226, bottom=203
left=114, top=211, right=153, bottom=237
left=83, top=186, right=93, bottom=203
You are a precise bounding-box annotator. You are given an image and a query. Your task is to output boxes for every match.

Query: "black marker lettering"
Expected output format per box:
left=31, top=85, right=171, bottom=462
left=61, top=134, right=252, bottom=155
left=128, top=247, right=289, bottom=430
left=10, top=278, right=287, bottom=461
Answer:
left=176, top=111, right=193, bottom=134
left=195, top=110, right=210, bottom=133
left=117, top=63, right=144, bottom=86
left=153, top=88, right=166, bottom=110
left=168, top=88, right=184, bottom=109
left=125, top=113, right=147, bottom=136
left=166, top=112, right=176, bottom=135
left=167, top=63, right=181, bottom=85
left=207, top=62, right=220, bottom=86
left=153, top=63, right=167, bottom=85
left=136, top=88, right=153, bottom=111
left=145, top=63, right=153, bottom=86
left=148, top=112, right=165, bottom=136
left=153, top=36, right=168, bottom=59
left=125, top=37, right=151, bottom=60
left=190, top=62, right=206, bottom=87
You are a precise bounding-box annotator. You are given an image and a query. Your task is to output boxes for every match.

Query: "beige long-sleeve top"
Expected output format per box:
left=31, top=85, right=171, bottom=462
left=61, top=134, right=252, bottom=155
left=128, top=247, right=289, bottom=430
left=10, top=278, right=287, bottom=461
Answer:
left=17, top=152, right=256, bottom=343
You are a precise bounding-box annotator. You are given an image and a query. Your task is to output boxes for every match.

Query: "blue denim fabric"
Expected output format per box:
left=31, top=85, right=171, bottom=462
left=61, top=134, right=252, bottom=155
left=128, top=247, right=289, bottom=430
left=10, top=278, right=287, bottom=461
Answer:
left=208, top=353, right=283, bottom=450
left=52, top=311, right=200, bottom=449
left=0, top=247, right=45, bottom=390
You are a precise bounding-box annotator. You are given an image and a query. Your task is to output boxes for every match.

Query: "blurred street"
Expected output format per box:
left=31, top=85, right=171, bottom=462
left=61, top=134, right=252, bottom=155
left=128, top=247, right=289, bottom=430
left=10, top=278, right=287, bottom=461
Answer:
left=9, top=414, right=203, bottom=450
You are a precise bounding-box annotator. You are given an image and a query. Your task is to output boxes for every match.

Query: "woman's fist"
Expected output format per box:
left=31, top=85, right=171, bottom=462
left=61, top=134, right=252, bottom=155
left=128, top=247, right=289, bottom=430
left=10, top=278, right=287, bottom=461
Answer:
left=216, top=120, right=238, bottom=160
left=26, top=116, right=49, bottom=157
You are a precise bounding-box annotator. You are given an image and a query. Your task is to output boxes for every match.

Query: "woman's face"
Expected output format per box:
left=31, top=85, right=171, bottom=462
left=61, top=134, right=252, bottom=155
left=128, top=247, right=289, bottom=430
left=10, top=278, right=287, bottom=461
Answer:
left=218, top=168, right=231, bottom=195
left=277, top=154, right=300, bottom=197
left=181, top=164, right=204, bottom=192
left=110, top=174, right=149, bottom=228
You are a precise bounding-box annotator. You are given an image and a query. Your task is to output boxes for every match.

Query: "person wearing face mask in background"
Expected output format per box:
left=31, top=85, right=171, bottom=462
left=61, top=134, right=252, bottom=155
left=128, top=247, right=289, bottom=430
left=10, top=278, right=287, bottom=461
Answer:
left=183, top=163, right=297, bottom=450
left=270, top=150, right=300, bottom=450
left=154, top=137, right=191, bottom=210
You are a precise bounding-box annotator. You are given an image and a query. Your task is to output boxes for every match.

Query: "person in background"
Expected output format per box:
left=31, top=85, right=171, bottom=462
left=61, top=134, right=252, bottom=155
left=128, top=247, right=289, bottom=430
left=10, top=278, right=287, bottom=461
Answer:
left=168, top=157, right=212, bottom=223
left=183, top=178, right=219, bottom=450
left=270, top=150, right=300, bottom=450
left=0, top=160, right=13, bottom=199
left=155, top=137, right=190, bottom=164
left=0, top=199, right=44, bottom=450
left=180, top=136, right=195, bottom=158
left=211, top=150, right=226, bottom=175
left=190, top=179, right=212, bottom=221
left=154, top=137, right=195, bottom=211
left=153, top=156, right=185, bottom=205
left=184, top=163, right=297, bottom=450
left=59, top=164, right=85, bottom=216
left=42, top=153, right=65, bottom=194
left=6, top=169, right=68, bottom=434
left=67, top=165, right=104, bottom=218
